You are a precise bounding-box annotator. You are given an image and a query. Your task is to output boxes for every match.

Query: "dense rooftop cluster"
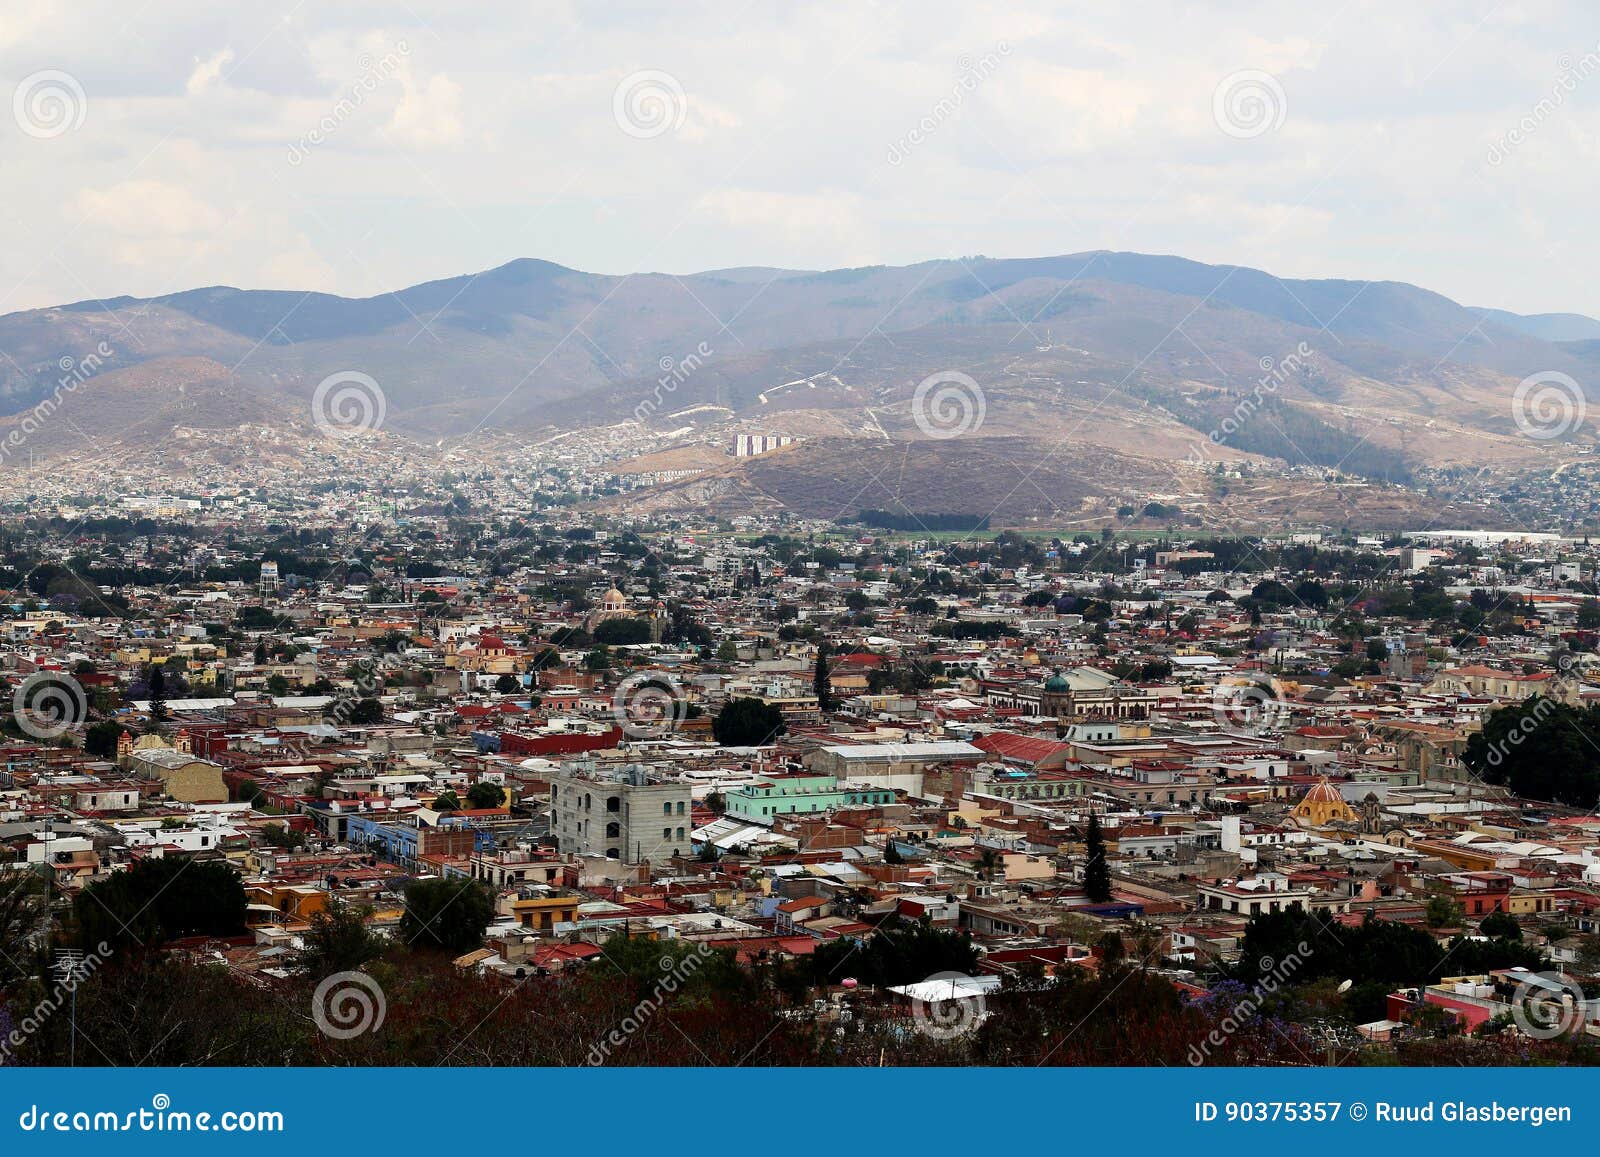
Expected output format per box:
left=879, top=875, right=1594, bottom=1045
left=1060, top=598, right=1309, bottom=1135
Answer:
left=4, top=507, right=1600, bottom=1066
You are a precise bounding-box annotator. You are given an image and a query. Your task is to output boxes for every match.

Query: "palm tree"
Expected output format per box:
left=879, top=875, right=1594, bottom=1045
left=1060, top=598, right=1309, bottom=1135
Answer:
left=976, top=848, right=1002, bottom=882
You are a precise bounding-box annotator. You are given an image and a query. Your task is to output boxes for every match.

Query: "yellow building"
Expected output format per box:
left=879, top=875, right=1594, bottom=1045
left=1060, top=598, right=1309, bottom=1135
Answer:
left=509, top=894, right=581, bottom=932
left=123, top=732, right=228, bottom=803
left=1289, top=779, right=1359, bottom=828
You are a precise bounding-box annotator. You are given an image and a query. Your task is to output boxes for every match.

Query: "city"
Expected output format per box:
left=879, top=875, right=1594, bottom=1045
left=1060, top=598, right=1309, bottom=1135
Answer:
left=1, top=0, right=1597, bottom=1147
left=2, top=475, right=1599, bottom=1065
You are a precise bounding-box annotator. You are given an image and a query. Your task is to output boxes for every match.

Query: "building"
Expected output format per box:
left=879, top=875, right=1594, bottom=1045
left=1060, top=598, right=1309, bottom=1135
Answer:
left=123, top=732, right=228, bottom=804
left=724, top=771, right=895, bottom=824
left=549, top=762, right=692, bottom=863
left=1196, top=872, right=1324, bottom=917
left=734, top=434, right=797, bottom=457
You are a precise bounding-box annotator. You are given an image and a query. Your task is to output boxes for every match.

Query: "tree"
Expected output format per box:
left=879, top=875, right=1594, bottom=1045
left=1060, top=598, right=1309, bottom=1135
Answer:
left=0, top=871, right=48, bottom=987
left=399, top=878, right=494, bottom=954
left=466, top=781, right=506, bottom=810
left=1083, top=813, right=1113, bottom=902
left=813, top=640, right=834, bottom=714
left=493, top=673, right=520, bottom=694
left=976, top=848, right=1001, bottom=880
left=593, top=617, right=652, bottom=645
left=297, top=902, right=385, bottom=978
left=712, top=697, right=786, bottom=747
left=1096, top=930, right=1127, bottom=966
left=83, top=720, right=130, bottom=759
left=147, top=663, right=168, bottom=722
left=1479, top=911, right=1520, bottom=939
left=74, top=859, right=247, bottom=949
left=266, top=673, right=291, bottom=697
left=433, top=790, right=461, bottom=812
left=1463, top=697, right=1600, bottom=808
left=260, top=823, right=307, bottom=850
left=349, top=697, right=384, bottom=725
left=809, top=920, right=978, bottom=988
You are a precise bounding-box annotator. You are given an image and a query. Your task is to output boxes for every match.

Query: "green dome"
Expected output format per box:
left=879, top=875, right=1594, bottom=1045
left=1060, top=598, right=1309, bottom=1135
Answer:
left=1043, top=670, right=1071, bottom=692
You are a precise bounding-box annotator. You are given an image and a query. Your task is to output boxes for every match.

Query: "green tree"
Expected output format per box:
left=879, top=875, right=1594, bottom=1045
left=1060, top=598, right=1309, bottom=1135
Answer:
left=74, top=859, right=247, bottom=949
left=1479, top=911, right=1520, bottom=939
left=813, top=639, right=834, bottom=713
left=349, top=697, right=384, bottom=725
left=1463, top=697, right=1600, bottom=808
left=809, top=921, right=978, bottom=988
left=1082, top=813, right=1113, bottom=902
left=466, top=782, right=506, bottom=810
left=399, top=878, right=494, bottom=954
left=712, top=697, right=786, bottom=747
left=147, top=663, right=168, bottom=722
left=1426, top=894, right=1464, bottom=928
left=297, top=902, right=385, bottom=978
left=976, top=847, right=1002, bottom=880
left=493, top=673, right=520, bottom=694
left=433, top=789, right=462, bottom=812
left=266, top=673, right=291, bottom=697
left=83, top=720, right=130, bottom=759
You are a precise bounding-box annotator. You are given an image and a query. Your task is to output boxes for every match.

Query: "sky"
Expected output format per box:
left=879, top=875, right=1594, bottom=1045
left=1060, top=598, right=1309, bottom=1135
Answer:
left=0, top=1, right=1596, bottom=317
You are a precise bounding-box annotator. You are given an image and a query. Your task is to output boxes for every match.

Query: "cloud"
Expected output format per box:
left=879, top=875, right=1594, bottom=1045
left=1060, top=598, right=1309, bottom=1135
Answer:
left=73, top=179, right=227, bottom=237
left=186, top=47, right=235, bottom=96
left=387, top=69, right=463, bottom=148
left=0, top=3, right=1598, bottom=318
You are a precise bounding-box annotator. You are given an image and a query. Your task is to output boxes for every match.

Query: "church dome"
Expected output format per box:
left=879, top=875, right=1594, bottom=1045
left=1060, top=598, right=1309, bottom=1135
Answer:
left=1043, top=669, right=1071, bottom=693
left=602, top=587, right=626, bottom=608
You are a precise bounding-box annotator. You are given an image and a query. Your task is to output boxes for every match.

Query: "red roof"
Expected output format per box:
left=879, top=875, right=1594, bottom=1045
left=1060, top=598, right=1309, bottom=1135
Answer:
left=973, top=731, right=1073, bottom=764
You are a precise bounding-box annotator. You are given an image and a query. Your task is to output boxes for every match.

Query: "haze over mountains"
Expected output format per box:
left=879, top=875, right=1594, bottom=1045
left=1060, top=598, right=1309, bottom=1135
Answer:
left=3, top=250, right=1595, bottom=527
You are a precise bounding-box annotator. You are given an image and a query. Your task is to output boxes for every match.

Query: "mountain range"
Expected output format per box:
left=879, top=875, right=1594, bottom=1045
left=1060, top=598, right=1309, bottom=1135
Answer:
left=3, top=251, right=1594, bottom=527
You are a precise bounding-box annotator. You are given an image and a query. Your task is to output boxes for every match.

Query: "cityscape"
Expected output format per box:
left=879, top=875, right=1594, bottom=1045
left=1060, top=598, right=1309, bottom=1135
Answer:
left=2, top=8, right=1600, bottom=1137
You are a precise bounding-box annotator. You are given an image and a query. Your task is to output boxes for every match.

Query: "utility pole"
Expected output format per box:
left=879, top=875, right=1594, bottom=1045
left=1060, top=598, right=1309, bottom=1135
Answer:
left=54, top=950, right=85, bottom=1066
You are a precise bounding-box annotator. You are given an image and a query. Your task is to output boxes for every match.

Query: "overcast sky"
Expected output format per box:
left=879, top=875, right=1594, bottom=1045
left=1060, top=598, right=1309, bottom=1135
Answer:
left=0, top=1, right=1596, bottom=316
